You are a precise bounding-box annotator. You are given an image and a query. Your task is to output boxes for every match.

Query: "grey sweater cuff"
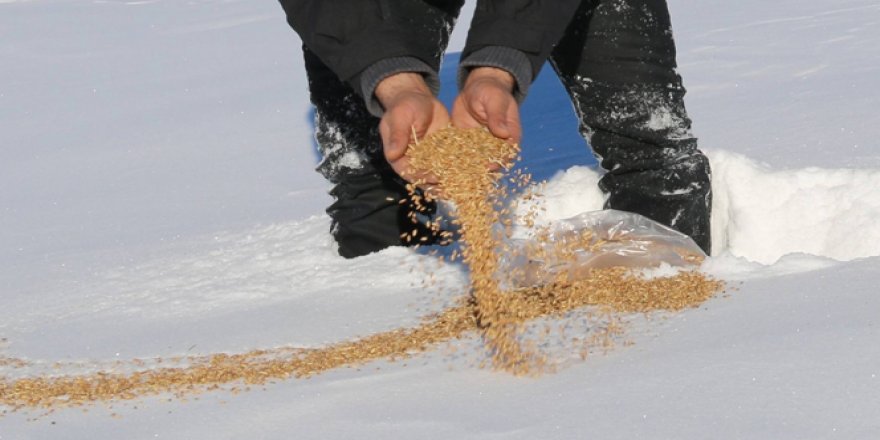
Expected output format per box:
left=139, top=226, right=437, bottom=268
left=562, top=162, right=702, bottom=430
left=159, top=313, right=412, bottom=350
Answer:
left=458, top=46, right=533, bottom=103
left=359, top=57, right=440, bottom=118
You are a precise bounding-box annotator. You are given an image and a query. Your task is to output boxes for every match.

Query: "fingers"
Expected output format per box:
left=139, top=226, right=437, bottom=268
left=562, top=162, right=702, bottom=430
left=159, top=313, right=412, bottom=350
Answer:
left=483, top=93, right=513, bottom=141
left=380, top=107, right=415, bottom=163
left=465, top=92, right=522, bottom=144
left=375, top=72, right=435, bottom=163
left=451, top=95, right=480, bottom=130
left=379, top=93, right=451, bottom=186
left=504, top=100, right=522, bottom=145
left=382, top=108, right=426, bottom=182
left=452, top=75, right=522, bottom=145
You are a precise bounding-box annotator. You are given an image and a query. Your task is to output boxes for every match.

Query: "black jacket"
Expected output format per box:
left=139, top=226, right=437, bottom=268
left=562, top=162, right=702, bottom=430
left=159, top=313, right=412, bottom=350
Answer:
left=279, top=0, right=580, bottom=112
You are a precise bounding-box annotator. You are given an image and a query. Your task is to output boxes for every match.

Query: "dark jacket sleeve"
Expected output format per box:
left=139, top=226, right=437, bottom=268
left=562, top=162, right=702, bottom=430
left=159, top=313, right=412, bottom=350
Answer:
left=278, top=0, right=460, bottom=103
left=460, top=0, right=581, bottom=96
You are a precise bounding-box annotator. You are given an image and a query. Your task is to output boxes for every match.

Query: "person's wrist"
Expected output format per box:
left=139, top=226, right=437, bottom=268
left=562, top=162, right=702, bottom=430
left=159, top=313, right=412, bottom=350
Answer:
left=375, top=72, right=433, bottom=109
left=464, top=67, right=516, bottom=93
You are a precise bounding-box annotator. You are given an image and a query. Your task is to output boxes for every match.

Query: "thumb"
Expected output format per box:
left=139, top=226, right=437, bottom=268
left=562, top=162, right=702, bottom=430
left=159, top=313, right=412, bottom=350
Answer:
left=483, top=94, right=512, bottom=140
left=382, top=111, right=415, bottom=162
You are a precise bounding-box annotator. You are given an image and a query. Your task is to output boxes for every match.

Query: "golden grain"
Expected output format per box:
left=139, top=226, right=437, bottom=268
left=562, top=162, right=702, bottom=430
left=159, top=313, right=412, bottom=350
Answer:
left=0, top=127, right=724, bottom=411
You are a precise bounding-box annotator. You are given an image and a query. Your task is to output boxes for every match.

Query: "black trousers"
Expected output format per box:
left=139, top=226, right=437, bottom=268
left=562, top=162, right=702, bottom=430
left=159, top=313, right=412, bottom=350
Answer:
left=304, top=0, right=712, bottom=258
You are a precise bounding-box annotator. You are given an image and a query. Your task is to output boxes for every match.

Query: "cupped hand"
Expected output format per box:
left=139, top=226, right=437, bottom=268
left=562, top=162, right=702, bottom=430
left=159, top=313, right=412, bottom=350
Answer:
left=451, top=67, right=522, bottom=146
left=376, top=72, right=449, bottom=184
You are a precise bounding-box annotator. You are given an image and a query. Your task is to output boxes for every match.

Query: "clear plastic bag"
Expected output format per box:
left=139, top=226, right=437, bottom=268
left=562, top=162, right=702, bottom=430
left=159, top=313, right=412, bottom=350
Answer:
left=499, top=209, right=707, bottom=288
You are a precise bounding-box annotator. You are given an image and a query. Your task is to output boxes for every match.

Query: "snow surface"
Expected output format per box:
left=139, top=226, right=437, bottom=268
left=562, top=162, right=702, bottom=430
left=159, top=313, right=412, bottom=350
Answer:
left=2, top=0, right=879, bottom=438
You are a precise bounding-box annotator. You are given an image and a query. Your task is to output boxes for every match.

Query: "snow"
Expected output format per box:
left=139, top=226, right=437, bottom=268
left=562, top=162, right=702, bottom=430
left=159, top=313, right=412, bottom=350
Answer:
left=2, top=0, right=879, bottom=438
left=527, top=150, right=880, bottom=265
left=710, top=150, right=880, bottom=264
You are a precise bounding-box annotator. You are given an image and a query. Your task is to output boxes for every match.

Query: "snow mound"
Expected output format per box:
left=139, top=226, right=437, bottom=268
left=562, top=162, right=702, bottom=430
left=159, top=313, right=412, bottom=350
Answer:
left=710, top=150, right=880, bottom=264
left=525, top=150, right=880, bottom=265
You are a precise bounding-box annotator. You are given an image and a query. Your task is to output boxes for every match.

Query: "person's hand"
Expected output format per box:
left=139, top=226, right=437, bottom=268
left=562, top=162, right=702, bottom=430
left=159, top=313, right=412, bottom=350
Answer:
left=452, top=67, right=522, bottom=146
left=376, top=72, right=449, bottom=184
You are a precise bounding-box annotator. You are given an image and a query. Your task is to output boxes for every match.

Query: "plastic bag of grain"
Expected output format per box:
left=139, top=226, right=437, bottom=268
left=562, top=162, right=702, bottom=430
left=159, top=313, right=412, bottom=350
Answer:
left=499, top=209, right=707, bottom=289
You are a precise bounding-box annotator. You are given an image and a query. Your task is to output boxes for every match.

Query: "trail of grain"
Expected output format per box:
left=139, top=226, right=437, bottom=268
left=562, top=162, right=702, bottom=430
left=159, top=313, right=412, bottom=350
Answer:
left=0, top=269, right=722, bottom=410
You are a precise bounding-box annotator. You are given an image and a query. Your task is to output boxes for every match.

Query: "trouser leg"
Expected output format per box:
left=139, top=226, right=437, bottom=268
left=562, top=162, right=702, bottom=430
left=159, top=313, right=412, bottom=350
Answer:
left=303, top=48, right=443, bottom=258
left=302, top=2, right=462, bottom=258
left=550, top=0, right=712, bottom=254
